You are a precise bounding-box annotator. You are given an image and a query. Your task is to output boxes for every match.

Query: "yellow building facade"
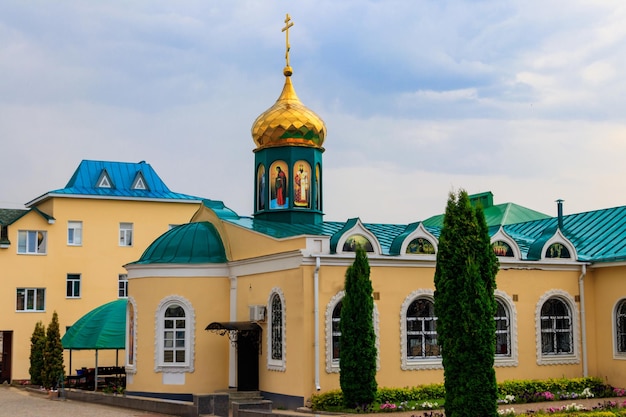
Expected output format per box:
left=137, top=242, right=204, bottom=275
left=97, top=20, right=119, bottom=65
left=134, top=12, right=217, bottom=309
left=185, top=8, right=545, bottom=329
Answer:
left=122, top=19, right=626, bottom=408
left=0, top=160, right=202, bottom=383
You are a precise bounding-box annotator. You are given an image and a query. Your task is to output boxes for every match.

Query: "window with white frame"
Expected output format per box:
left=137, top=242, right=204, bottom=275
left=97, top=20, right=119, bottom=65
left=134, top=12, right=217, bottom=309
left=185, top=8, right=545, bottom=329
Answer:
left=494, top=291, right=518, bottom=367
left=540, top=297, right=573, bottom=355
left=118, top=274, right=128, bottom=298
left=119, top=223, right=133, bottom=246
left=536, top=291, right=579, bottom=365
left=325, top=291, right=381, bottom=374
left=495, top=299, right=511, bottom=356
left=267, top=288, right=286, bottom=371
left=615, top=299, right=626, bottom=355
left=401, top=289, right=442, bottom=370
left=406, top=298, right=439, bottom=358
left=155, top=296, right=195, bottom=372
left=67, top=221, right=82, bottom=246
left=66, top=274, right=81, bottom=298
left=16, top=288, right=46, bottom=311
left=17, top=230, right=47, bottom=254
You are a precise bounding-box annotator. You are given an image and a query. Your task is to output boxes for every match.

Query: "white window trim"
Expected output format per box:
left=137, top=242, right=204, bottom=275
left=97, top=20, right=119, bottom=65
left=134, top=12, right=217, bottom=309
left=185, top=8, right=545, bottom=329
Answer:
left=494, top=290, right=518, bottom=367
left=66, top=273, right=81, bottom=299
left=67, top=221, right=83, bottom=246
left=613, top=298, right=626, bottom=359
left=540, top=230, right=577, bottom=261
left=336, top=219, right=382, bottom=255
left=16, top=287, right=46, bottom=312
left=126, top=297, right=137, bottom=374
left=118, top=274, right=128, bottom=298
left=267, top=287, right=286, bottom=371
left=400, top=223, right=438, bottom=258
left=17, top=230, right=47, bottom=254
left=491, top=228, right=522, bottom=260
left=119, top=223, right=133, bottom=247
left=324, top=291, right=380, bottom=374
left=400, top=289, right=442, bottom=370
left=154, top=295, right=195, bottom=373
left=535, top=289, right=580, bottom=365
left=266, top=287, right=287, bottom=372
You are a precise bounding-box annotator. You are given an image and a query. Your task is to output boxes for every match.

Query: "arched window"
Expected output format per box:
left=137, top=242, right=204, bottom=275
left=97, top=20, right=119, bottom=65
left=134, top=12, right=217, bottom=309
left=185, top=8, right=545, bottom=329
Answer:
left=342, top=234, right=374, bottom=252
left=267, top=288, right=286, bottom=371
left=155, top=296, right=195, bottom=372
left=406, top=298, right=439, bottom=358
left=406, top=237, right=436, bottom=254
left=616, top=299, right=626, bottom=354
left=540, top=298, right=573, bottom=355
left=495, top=299, right=511, bottom=356
left=331, top=301, right=342, bottom=362
left=545, top=242, right=571, bottom=258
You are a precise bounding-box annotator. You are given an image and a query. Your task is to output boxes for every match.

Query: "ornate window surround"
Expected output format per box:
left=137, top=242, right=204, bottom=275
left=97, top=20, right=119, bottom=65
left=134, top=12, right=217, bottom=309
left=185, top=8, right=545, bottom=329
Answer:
left=613, top=298, right=626, bottom=359
left=540, top=230, right=577, bottom=262
left=126, top=297, right=137, bottom=374
left=324, top=291, right=380, bottom=373
left=267, top=287, right=286, bottom=371
left=154, top=295, right=195, bottom=373
left=336, top=220, right=382, bottom=255
left=400, top=289, right=442, bottom=370
left=491, top=228, right=521, bottom=260
left=535, top=290, right=580, bottom=365
left=400, top=223, right=438, bottom=258
left=494, top=290, right=518, bottom=367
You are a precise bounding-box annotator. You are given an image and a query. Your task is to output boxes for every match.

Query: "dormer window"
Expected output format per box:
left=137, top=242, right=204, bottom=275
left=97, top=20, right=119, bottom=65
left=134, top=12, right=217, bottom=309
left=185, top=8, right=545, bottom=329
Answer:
left=96, top=170, right=114, bottom=189
left=493, top=241, right=514, bottom=257
left=342, top=234, right=374, bottom=252
left=545, top=242, right=570, bottom=259
left=406, top=237, right=435, bottom=255
left=132, top=172, right=149, bottom=190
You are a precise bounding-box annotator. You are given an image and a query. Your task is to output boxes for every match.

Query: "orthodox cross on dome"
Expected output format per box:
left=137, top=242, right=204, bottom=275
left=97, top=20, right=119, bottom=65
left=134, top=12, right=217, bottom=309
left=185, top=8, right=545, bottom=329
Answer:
left=281, top=14, right=294, bottom=68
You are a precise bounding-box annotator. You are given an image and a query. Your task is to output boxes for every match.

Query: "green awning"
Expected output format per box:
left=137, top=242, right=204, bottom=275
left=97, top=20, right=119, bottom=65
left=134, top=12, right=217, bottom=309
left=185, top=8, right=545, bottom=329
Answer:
left=62, top=299, right=126, bottom=350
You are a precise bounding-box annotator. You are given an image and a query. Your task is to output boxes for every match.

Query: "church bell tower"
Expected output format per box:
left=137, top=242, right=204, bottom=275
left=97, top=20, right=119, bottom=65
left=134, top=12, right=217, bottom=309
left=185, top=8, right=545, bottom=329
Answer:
left=251, top=14, right=326, bottom=225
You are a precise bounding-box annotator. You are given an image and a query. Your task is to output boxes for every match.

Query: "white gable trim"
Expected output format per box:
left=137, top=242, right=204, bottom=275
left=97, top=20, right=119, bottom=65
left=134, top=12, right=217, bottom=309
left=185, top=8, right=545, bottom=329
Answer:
left=336, top=219, right=382, bottom=255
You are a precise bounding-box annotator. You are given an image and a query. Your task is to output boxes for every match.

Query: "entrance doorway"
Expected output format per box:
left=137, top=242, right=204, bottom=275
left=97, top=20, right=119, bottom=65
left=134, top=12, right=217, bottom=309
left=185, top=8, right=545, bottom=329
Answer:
left=0, top=331, right=12, bottom=383
left=206, top=322, right=261, bottom=391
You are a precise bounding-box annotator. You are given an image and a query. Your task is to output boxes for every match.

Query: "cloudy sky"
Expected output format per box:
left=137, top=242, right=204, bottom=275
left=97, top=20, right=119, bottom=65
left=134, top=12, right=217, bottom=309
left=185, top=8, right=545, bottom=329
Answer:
left=1, top=1, right=625, bottom=224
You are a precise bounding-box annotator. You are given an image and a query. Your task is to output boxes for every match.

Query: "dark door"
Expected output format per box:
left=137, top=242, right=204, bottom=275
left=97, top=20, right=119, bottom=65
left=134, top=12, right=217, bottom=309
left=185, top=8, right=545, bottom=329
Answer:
left=0, top=331, right=12, bottom=383
left=236, top=331, right=259, bottom=391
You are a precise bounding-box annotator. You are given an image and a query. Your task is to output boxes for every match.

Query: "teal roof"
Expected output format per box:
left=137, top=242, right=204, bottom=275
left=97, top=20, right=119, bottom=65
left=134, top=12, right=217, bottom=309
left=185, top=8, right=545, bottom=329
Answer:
left=62, top=299, right=126, bottom=350
left=27, top=160, right=203, bottom=206
left=133, top=222, right=227, bottom=264
left=503, top=205, right=626, bottom=262
left=422, top=202, right=550, bottom=228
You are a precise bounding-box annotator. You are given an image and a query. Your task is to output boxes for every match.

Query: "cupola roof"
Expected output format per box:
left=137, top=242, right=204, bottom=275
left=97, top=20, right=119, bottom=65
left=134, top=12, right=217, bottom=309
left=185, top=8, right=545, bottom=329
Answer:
left=251, top=14, right=326, bottom=151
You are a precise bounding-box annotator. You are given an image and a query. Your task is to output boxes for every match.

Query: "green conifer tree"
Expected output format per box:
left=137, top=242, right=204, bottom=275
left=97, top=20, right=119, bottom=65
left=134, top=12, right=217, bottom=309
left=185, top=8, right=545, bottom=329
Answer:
left=29, top=321, right=46, bottom=386
left=42, top=311, right=65, bottom=389
left=339, top=246, right=378, bottom=410
left=434, top=190, right=499, bottom=417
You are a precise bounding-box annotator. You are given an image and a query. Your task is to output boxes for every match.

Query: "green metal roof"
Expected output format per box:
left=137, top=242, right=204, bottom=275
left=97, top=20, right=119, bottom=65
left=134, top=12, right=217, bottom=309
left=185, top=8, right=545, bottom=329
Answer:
left=422, top=202, right=550, bottom=228
left=133, top=221, right=227, bottom=264
left=0, top=209, right=29, bottom=225
left=62, top=299, right=126, bottom=350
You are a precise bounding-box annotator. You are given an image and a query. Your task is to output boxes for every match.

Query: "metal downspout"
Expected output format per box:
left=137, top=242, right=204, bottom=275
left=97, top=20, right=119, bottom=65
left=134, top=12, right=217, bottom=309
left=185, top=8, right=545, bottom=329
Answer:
left=579, top=264, right=588, bottom=377
left=314, top=256, right=321, bottom=391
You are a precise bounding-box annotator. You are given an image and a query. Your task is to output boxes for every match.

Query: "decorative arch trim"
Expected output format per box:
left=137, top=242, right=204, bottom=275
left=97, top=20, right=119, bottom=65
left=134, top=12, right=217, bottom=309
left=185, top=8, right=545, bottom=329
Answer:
left=491, top=228, right=522, bottom=259
left=494, top=290, right=518, bottom=367
left=154, top=295, right=195, bottom=373
left=335, top=219, right=382, bottom=255
left=400, top=289, right=442, bottom=370
left=401, top=223, right=438, bottom=258
left=535, top=289, right=580, bottom=365
left=267, top=287, right=286, bottom=371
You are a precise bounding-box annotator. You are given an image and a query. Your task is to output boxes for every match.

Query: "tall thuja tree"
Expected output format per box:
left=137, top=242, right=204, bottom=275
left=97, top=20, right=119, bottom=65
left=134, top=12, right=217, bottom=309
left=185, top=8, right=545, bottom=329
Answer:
left=434, top=190, right=499, bottom=417
left=339, top=246, right=377, bottom=410
left=29, top=321, right=46, bottom=386
left=42, top=311, right=65, bottom=389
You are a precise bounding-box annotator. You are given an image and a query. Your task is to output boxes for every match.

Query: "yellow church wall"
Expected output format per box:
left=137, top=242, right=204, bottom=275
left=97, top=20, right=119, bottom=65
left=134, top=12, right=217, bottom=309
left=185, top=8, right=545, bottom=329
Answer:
left=589, top=265, right=626, bottom=388
left=127, top=275, right=231, bottom=394
left=222, top=222, right=307, bottom=261
left=236, top=267, right=313, bottom=399
left=0, top=195, right=199, bottom=381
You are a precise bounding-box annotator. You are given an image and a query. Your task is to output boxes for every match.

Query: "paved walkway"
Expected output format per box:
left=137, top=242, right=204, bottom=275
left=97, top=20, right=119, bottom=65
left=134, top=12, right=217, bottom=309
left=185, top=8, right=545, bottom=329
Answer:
left=0, top=386, right=177, bottom=417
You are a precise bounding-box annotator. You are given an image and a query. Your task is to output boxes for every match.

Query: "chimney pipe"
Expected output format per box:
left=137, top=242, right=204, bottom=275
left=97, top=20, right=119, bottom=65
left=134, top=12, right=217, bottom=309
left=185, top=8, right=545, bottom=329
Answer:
left=556, top=199, right=564, bottom=229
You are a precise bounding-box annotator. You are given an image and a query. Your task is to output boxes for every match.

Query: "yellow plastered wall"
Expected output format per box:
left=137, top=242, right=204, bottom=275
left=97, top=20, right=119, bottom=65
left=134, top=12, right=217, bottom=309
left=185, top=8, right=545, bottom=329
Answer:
left=591, top=265, right=626, bottom=388
left=0, top=196, right=200, bottom=381
left=127, top=275, right=231, bottom=394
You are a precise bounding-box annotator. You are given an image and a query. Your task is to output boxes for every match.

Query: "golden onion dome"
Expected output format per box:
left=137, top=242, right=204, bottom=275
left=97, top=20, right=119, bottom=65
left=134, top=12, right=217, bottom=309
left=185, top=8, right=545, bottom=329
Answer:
left=252, top=65, right=326, bottom=151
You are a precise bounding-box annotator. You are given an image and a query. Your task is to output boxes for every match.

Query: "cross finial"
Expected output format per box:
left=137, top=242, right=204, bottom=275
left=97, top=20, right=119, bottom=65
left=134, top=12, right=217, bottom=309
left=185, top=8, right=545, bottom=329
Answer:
left=281, top=14, right=294, bottom=68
